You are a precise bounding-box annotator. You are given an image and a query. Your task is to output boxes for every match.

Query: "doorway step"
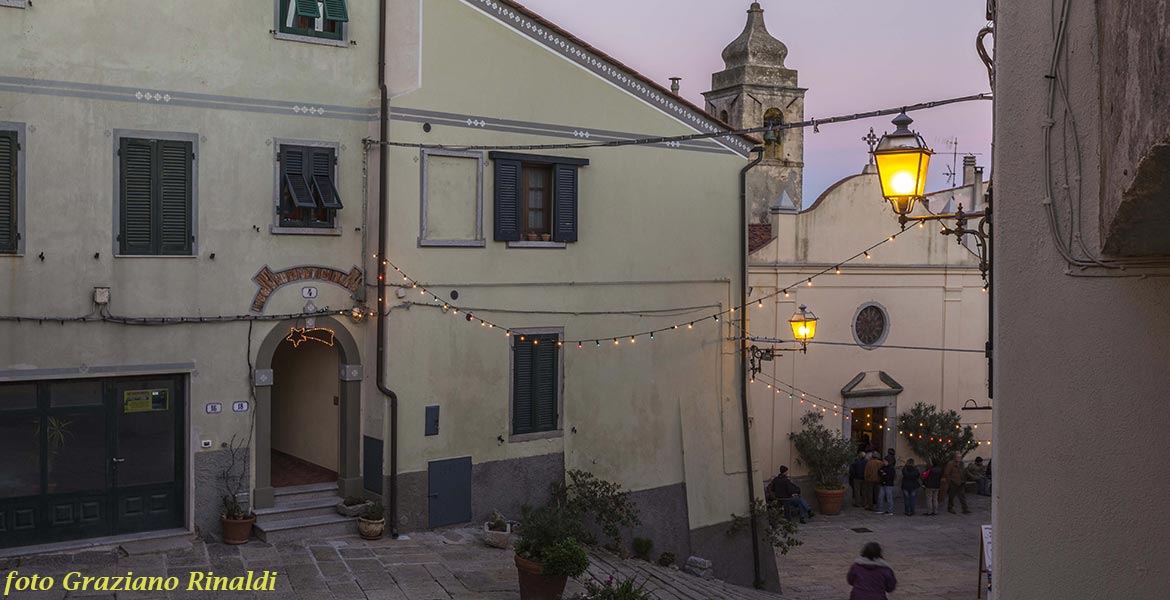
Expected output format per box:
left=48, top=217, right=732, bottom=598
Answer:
left=254, top=482, right=356, bottom=543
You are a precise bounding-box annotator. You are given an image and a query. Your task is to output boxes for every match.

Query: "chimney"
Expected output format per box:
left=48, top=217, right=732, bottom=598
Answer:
left=962, top=155, right=978, bottom=186
left=669, top=77, right=681, bottom=95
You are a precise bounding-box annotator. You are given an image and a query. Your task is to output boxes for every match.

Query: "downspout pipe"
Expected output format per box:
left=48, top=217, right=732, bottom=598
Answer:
left=739, top=146, right=766, bottom=589
left=376, top=0, right=400, bottom=539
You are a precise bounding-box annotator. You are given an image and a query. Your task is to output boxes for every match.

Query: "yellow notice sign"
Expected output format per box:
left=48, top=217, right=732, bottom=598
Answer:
left=124, top=389, right=169, bottom=413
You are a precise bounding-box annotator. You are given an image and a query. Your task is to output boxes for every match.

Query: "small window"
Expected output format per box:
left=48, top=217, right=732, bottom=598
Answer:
left=490, top=152, right=587, bottom=245
left=278, top=0, right=348, bottom=42
left=511, top=332, right=560, bottom=437
left=117, top=136, right=194, bottom=256
left=0, top=127, right=20, bottom=254
left=278, top=144, right=342, bottom=229
left=853, top=303, right=890, bottom=349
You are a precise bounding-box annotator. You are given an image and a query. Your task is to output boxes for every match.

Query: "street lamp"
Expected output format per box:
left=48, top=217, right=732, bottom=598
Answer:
left=749, top=304, right=819, bottom=378
left=872, top=112, right=933, bottom=216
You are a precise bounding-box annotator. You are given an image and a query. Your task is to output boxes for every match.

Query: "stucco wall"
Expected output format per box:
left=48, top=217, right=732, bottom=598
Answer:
left=994, top=1, right=1170, bottom=597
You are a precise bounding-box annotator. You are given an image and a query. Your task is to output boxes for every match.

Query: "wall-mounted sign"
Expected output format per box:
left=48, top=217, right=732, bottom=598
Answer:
left=206, top=402, right=223, bottom=414
left=233, top=401, right=250, bottom=413
left=124, top=389, right=169, bottom=413
left=301, top=286, right=318, bottom=299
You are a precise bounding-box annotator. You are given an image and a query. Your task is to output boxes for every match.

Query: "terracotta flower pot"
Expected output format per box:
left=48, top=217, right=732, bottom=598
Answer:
left=358, top=517, right=385, bottom=540
left=814, top=488, right=846, bottom=515
left=540, top=233, right=552, bottom=242
left=515, top=554, right=568, bottom=600
left=221, top=515, right=255, bottom=545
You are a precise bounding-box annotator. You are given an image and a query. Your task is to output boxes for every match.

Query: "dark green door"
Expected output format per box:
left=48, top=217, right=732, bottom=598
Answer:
left=0, top=376, right=184, bottom=548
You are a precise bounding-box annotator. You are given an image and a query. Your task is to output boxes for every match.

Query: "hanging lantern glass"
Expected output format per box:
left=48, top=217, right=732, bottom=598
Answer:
left=872, top=112, right=933, bottom=216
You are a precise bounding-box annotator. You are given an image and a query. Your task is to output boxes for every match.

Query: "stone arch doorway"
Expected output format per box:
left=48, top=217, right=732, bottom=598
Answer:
left=252, top=315, right=362, bottom=509
left=840, top=371, right=903, bottom=456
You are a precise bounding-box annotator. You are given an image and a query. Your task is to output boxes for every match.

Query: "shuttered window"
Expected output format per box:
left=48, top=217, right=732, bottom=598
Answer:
left=490, top=152, right=586, bottom=244
left=279, top=144, right=341, bottom=229
left=0, top=130, right=17, bottom=254
left=118, top=137, right=193, bottom=256
left=512, top=333, right=560, bottom=436
left=278, top=0, right=347, bottom=41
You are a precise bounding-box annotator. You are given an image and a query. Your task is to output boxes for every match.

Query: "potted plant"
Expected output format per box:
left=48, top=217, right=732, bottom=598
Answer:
left=337, top=496, right=372, bottom=517
left=219, top=434, right=255, bottom=544
left=514, top=504, right=589, bottom=600
left=577, top=576, right=654, bottom=600
left=358, top=501, right=385, bottom=540
left=484, top=510, right=513, bottom=549
left=789, top=412, right=856, bottom=515
left=540, top=233, right=552, bottom=242
left=526, top=232, right=540, bottom=242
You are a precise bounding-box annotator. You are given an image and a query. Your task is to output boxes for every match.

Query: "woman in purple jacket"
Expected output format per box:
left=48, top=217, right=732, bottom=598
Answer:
left=847, top=542, right=897, bottom=600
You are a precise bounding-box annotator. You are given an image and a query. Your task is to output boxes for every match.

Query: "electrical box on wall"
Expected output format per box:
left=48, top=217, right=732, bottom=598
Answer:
left=93, top=287, right=111, bottom=305
left=425, top=405, right=440, bottom=436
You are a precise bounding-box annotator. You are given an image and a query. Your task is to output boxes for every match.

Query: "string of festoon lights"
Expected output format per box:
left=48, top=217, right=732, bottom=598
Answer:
left=898, top=424, right=992, bottom=447
left=751, top=371, right=847, bottom=417
left=373, top=225, right=921, bottom=348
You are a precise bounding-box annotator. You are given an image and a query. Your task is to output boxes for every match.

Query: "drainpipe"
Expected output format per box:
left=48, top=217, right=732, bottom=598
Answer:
left=739, top=146, right=765, bottom=589
left=376, top=0, right=400, bottom=539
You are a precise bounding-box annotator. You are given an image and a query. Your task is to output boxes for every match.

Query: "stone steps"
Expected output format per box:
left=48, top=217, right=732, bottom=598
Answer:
left=273, top=482, right=340, bottom=501
left=255, top=495, right=340, bottom=521
left=255, top=513, right=357, bottom=544
left=254, top=483, right=355, bottom=543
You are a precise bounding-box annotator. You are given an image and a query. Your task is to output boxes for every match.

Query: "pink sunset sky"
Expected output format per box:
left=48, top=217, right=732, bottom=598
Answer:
left=519, top=0, right=994, bottom=205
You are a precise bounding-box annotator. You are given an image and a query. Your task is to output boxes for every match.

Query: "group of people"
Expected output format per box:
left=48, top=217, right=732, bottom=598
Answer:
left=850, top=450, right=990, bottom=516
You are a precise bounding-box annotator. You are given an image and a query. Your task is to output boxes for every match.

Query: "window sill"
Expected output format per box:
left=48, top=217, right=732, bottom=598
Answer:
left=507, top=241, right=567, bottom=249
left=273, top=31, right=350, bottom=48
left=270, top=225, right=342, bottom=236
left=418, top=238, right=486, bottom=248
left=0, top=0, right=27, bottom=8
left=508, top=430, right=564, bottom=444
left=113, top=254, right=198, bottom=259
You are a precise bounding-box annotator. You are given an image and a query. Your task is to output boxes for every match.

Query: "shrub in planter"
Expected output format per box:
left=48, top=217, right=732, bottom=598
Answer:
left=575, top=576, right=654, bottom=600
left=789, top=412, right=856, bottom=515
left=358, top=501, right=386, bottom=540
left=219, top=434, right=254, bottom=545
left=337, top=496, right=372, bottom=517
left=514, top=504, right=589, bottom=600
left=550, top=470, right=640, bottom=549
left=484, top=510, right=514, bottom=549
left=631, top=537, right=653, bottom=561
left=220, top=495, right=255, bottom=545
left=656, top=552, right=676, bottom=568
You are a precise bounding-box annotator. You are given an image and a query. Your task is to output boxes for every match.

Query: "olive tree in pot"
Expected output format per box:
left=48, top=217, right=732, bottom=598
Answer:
left=789, top=412, right=855, bottom=515
left=514, top=504, right=590, bottom=600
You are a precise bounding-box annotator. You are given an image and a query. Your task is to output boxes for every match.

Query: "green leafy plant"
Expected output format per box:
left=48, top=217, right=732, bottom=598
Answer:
left=362, top=501, right=385, bottom=521
left=897, top=402, right=977, bottom=468
left=789, top=412, right=855, bottom=490
left=342, top=496, right=368, bottom=507
left=576, top=576, right=654, bottom=600
left=540, top=538, right=590, bottom=578
left=729, top=498, right=803, bottom=555
left=656, top=552, right=676, bottom=568
left=551, top=470, right=641, bottom=549
left=515, top=503, right=589, bottom=571
left=487, top=510, right=509, bottom=532
left=631, top=537, right=653, bottom=561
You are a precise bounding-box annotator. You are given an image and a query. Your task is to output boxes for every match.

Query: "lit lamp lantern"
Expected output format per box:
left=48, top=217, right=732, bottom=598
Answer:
left=789, top=304, right=818, bottom=347
left=872, top=112, right=933, bottom=216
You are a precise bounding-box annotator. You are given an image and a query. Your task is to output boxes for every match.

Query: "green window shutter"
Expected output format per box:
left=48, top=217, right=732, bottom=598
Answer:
left=158, top=140, right=193, bottom=255
left=0, top=131, right=16, bottom=253
left=310, top=147, right=343, bottom=210
left=322, top=0, right=349, bottom=22
left=493, top=159, right=522, bottom=241
left=282, top=147, right=316, bottom=209
left=534, top=340, right=558, bottom=431
left=512, top=341, right=535, bottom=435
left=120, top=138, right=155, bottom=255
left=294, top=0, right=321, bottom=19
left=551, top=164, right=579, bottom=243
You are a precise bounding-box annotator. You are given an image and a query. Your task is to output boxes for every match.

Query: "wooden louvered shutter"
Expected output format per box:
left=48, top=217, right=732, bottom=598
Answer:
left=120, top=138, right=155, bottom=255
left=493, top=159, right=521, bottom=241
left=282, top=147, right=316, bottom=209
left=512, top=341, right=535, bottom=435
left=310, top=147, right=342, bottom=209
left=158, top=140, right=192, bottom=255
left=533, top=340, right=558, bottom=431
left=294, top=0, right=321, bottom=19
left=552, top=164, right=578, bottom=243
left=0, top=131, right=16, bottom=253
left=322, top=0, right=349, bottom=22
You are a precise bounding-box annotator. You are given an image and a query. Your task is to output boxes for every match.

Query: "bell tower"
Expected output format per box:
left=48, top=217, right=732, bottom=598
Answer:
left=704, top=2, right=806, bottom=219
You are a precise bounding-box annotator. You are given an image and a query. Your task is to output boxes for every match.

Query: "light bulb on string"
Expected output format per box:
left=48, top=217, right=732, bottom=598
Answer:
left=614, top=338, right=619, bottom=345
left=835, top=267, right=841, bottom=275
left=596, top=340, right=601, bottom=347
left=578, top=342, right=583, bottom=349
left=757, top=299, right=764, bottom=308
left=783, top=289, right=789, bottom=298
left=806, top=279, right=812, bottom=287
left=649, top=332, right=654, bottom=341
left=714, top=314, right=719, bottom=322
left=864, top=252, right=871, bottom=259
left=630, top=336, right=636, bottom=344
left=918, top=221, right=925, bottom=229
left=688, top=322, right=694, bottom=329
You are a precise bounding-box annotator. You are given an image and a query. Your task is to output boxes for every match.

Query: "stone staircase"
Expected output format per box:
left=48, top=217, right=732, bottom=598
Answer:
left=253, top=483, right=357, bottom=543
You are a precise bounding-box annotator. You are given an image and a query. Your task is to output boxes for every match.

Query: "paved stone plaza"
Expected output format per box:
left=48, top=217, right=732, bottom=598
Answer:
left=776, top=492, right=990, bottom=599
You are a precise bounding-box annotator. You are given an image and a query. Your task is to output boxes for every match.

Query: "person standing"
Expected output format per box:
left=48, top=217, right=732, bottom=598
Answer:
left=885, top=447, right=896, bottom=466
left=863, top=452, right=883, bottom=511
left=967, top=456, right=991, bottom=496
left=943, top=452, right=971, bottom=514
left=850, top=452, right=869, bottom=508
left=922, top=461, right=943, bottom=516
left=900, top=458, right=921, bottom=516
left=847, top=542, right=897, bottom=600
left=877, top=457, right=896, bottom=515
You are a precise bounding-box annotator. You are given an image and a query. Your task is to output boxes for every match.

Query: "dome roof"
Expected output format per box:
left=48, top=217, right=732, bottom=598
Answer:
left=721, top=2, right=788, bottom=69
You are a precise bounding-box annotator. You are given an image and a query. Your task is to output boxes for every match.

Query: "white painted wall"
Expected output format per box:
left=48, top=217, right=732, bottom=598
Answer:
left=272, top=340, right=340, bottom=472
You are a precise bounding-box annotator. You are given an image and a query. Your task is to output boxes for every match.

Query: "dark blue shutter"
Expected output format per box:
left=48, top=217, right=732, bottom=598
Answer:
left=310, top=147, right=343, bottom=209
left=494, top=159, right=521, bottom=241
left=534, top=340, right=558, bottom=431
left=158, top=140, right=192, bottom=255
left=282, top=147, right=316, bottom=209
left=120, top=138, right=155, bottom=255
left=512, top=340, right=534, bottom=434
left=0, top=131, right=16, bottom=253
left=552, top=164, right=578, bottom=243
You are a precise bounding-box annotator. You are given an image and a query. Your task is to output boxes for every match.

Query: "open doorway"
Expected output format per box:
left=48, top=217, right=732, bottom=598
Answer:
left=850, top=407, right=890, bottom=454
left=270, top=337, right=339, bottom=488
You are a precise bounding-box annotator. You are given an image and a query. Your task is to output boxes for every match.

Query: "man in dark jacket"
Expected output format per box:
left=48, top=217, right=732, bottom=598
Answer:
left=877, top=458, right=897, bottom=515
left=922, top=462, right=943, bottom=515
left=900, top=458, right=921, bottom=516
left=771, top=466, right=814, bottom=523
left=847, top=542, right=897, bottom=600
left=943, top=453, right=971, bottom=514
left=850, top=452, right=868, bottom=508
left=863, top=453, right=883, bottom=511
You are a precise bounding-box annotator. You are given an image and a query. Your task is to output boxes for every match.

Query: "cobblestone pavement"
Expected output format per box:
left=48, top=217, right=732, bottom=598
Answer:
left=776, top=492, right=990, bottom=600
left=1, top=527, right=783, bottom=599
